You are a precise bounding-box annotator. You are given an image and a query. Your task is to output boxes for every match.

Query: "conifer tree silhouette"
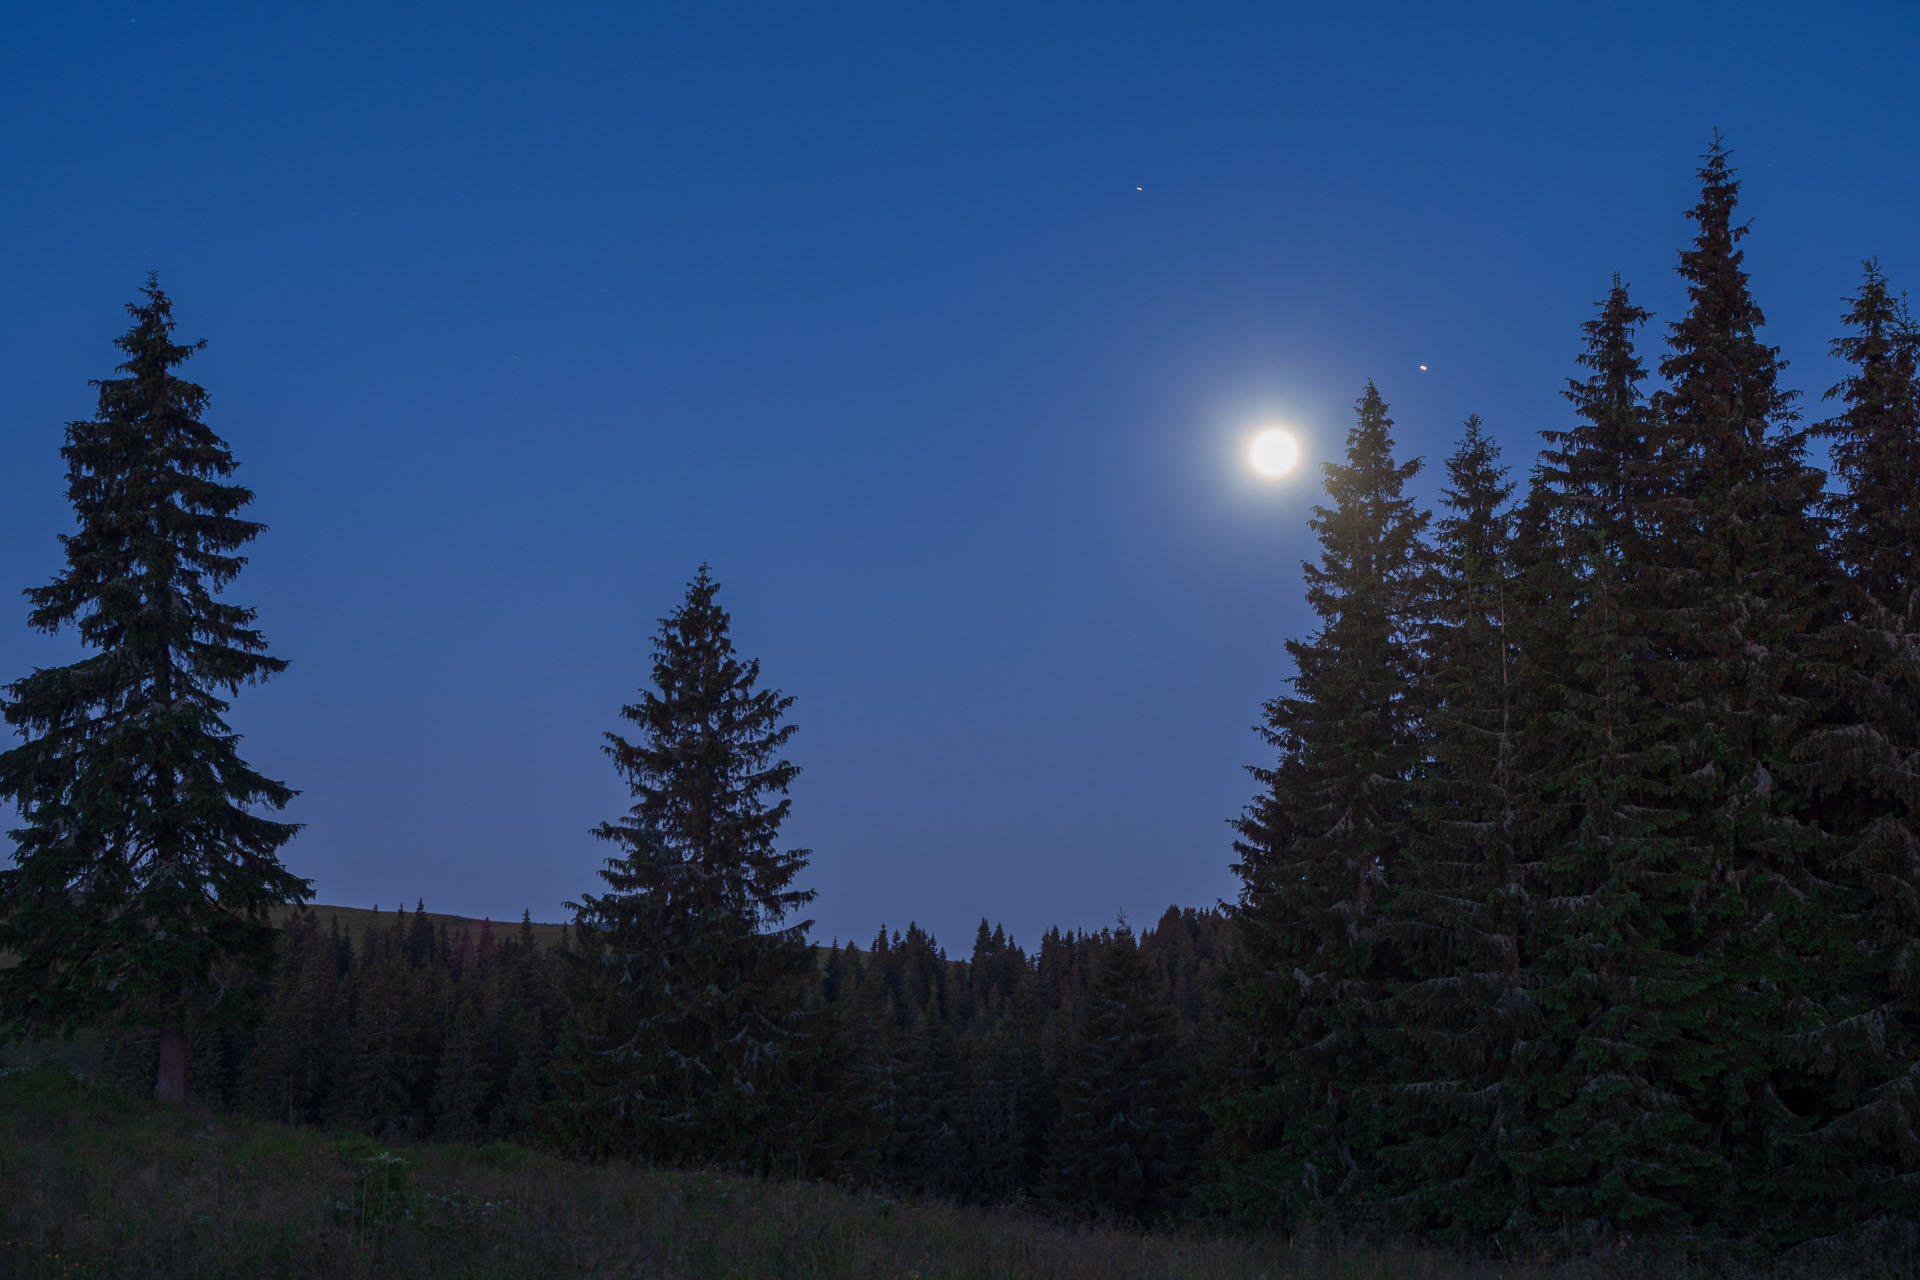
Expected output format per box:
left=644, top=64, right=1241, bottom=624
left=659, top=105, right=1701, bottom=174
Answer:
left=554, top=566, right=840, bottom=1173
left=1796, top=259, right=1920, bottom=1228
left=1221, top=381, right=1432, bottom=1224
left=0, top=277, right=308, bottom=1105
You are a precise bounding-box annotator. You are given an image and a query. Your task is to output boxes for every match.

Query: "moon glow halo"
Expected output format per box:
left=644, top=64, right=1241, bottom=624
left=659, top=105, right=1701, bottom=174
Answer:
left=1249, top=428, right=1300, bottom=478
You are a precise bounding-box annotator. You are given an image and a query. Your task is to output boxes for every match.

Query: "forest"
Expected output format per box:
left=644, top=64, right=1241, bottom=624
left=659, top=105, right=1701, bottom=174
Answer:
left=2, top=136, right=1917, bottom=1265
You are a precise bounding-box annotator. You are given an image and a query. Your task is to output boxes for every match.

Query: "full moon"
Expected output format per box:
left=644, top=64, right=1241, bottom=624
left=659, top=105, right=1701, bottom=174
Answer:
left=1249, top=428, right=1300, bottom=478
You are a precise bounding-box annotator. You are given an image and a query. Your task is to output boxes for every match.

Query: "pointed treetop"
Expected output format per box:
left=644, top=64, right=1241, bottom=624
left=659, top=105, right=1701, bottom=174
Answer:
left=1819, top=258, right=1920, bottom=596
left=112, top=272, right=208, bottom=375
left=1348, top=380, right=1404, bottom=462
left=1659, top=133, right=1797, bottom=455
left=1436, top=414, right=1513, bottom=572
left=1571, top=275, right=1653, bottom=400
left=1442, top=414, right=1510, bottom=507
left=1301, top=381, right=1428, bottom=607
left=1546, top=274, right=1654, bottom=543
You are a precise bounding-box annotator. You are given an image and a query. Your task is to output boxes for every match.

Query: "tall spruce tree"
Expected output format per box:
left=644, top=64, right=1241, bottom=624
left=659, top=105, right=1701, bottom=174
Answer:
left=1385, top=415, right=1528, bottom=1235
left=1542, top=276, right=1658, bottom=552
left=1796, top=260, right=1920, bottom=1225
left=0, top=277, right=308, bottom=1104
left=1644, top=136, right=1831, bottom=1229
left=1505, top=146, right=1833, bottom=1236
left=1219, top=381, right=1431, bottom=1225
left=554, top=566, right=838, bottom=1173
left=1505, top=278, right=1710, bottom=1233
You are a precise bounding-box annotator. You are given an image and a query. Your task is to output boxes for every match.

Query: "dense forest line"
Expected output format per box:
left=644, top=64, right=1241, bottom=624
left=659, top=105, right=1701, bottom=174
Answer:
left=4, top=135, right=1918, bottom=1261
left=98, top=899, right=1234, bottom=1224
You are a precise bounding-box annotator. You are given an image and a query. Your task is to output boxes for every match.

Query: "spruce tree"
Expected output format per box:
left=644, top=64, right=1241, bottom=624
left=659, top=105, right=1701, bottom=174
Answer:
left=1542, top=276, right=1657, bottom=551
left=1505, top=468, right=1704, bottom=1228
left=1385, top=415, right=1528, bottom=1234
left=1796, top=260, right=1920, bottom=1225
left=1046, top=925, right=1198, bottom=1223
left=1512, top=138, right=1830, bottom=1235
left=0, top=277, right=308, bottom=1105
left=1638, top=136, right=1830, bottom=1229
left=1219, top=381, right=1431, bottom=1225
left=491, top=1000, right=551, bottom=1140
left=406, top=898, right=435, bottom=968
left=842, top=925, right=909, bottom=1146
left=554, top=566, right=833, bottom=1173
left=882, top=1008, right=969, bottom=1196
left=1495, top=277, right=1706, bottom=1233
left=1505, top=306, right=1706, bottom=1232
left=431, top=994, right=492, bottom=1142
left=343, top=913, right=424, bottom=1139
left=244, top=909, right=346, bottom=1125
left=964, top=971, right=1054, bottom=1204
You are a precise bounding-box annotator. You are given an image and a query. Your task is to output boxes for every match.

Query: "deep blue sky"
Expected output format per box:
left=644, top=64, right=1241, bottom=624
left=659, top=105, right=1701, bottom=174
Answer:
left=3, top=2, right=1917, bottom=950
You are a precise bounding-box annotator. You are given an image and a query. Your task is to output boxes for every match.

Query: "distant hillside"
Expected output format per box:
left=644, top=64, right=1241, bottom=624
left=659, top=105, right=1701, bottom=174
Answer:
left=277, top=902, right=570, bottom=954
left=0, top=903, right=569, bottom=982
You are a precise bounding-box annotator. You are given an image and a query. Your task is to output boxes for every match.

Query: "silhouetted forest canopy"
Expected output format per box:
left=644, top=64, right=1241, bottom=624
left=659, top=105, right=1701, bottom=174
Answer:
left=3, top=138, right=1918, bottom=1262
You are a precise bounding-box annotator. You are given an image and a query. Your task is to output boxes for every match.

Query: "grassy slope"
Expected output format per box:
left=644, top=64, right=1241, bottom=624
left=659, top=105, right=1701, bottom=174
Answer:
left=0, top=1065, right=1557, bottom=1280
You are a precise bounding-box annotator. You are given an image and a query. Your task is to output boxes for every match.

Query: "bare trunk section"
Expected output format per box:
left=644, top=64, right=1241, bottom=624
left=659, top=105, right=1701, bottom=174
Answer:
left=155, top=1024, right=188, bottom=1105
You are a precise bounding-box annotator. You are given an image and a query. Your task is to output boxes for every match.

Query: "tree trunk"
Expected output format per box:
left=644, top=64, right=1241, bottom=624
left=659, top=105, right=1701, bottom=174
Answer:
left=155, top=1024, right=189, bottom=1106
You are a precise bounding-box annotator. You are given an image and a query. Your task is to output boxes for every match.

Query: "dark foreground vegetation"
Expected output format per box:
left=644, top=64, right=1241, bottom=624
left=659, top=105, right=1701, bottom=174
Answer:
left=10, top=1063, right=1907, bottom=1280
left=5, top=133, right=1920, bottom=1269
left=0, top=1064, right=1548, bottom=1280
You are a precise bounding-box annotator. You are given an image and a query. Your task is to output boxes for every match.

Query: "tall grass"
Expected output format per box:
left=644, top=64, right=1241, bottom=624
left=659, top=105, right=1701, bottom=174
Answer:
left=0, top=1066, right=1883, bottom=1279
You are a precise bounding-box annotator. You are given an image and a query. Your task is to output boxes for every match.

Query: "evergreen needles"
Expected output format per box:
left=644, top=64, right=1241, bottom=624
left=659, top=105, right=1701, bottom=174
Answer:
left=1223, top=135, right=1920, bottom=1248
left=552, top=566, right=852, bottom=1175
left=0, top=276, right=309, bottom=1105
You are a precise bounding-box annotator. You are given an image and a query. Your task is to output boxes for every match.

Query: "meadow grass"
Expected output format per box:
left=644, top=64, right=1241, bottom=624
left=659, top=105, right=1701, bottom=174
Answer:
left=0, top=1065, right=1884, bottom=1279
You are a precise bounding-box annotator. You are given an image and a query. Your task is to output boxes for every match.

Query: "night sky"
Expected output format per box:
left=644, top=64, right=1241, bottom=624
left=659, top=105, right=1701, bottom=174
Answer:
left=3, top=2, right=1917, bottom=949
